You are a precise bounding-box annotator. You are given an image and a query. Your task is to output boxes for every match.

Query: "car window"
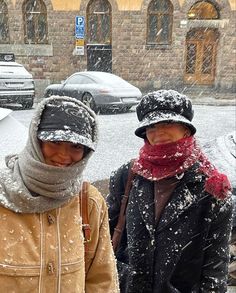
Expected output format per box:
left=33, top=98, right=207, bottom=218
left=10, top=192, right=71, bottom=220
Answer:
left=66, top=75, right=84, bottom=84
left=81, top=76, right=94, bottom=84
left=66, top=74, right=94, bottom=85
left=98, top=74, right=131, bottom=87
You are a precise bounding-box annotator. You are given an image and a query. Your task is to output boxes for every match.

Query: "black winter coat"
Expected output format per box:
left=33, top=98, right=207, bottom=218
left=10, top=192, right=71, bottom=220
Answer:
left=107, top=161, right=233, bottom=293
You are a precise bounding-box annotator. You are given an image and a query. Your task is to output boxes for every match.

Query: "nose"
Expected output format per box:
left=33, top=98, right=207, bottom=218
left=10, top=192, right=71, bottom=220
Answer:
left=57, top=144, right=71, bottom=161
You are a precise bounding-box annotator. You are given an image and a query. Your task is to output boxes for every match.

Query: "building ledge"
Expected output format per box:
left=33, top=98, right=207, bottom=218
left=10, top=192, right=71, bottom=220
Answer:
left=0, top=44, right=53, bottom=57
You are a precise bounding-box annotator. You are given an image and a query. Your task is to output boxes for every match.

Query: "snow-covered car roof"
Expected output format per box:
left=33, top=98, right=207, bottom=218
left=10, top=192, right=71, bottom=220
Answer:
left=0, top=108, right=28, bottom=168
left=203, top=131, right=236, bottom=188
left=203, top=132, right=236, bottom=226
left=0, top=61, right=33, bottom=79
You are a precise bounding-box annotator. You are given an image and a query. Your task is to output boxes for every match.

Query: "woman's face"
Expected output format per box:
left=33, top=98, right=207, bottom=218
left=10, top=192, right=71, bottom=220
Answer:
left=146, top=122, right=191, bottom=146
left=40, top=141, right=85, bottom=167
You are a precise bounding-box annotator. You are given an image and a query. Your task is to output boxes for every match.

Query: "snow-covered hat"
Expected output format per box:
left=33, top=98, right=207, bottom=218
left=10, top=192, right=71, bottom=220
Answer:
left=37, top=97, right=96, bottom=150
left=135, top=89, right=196, bottom=138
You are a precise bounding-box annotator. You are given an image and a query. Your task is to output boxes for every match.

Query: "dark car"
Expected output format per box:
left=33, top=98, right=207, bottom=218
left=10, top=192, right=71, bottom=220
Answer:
left=0, top=53, right=35, bottom=109
left=44, top=71, right=142, bottom=113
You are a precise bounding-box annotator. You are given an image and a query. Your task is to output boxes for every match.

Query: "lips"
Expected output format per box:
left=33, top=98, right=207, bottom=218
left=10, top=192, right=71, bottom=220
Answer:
left=51, top=160, right=71, bottom=167
left=154, top=139, right=172, bottom=145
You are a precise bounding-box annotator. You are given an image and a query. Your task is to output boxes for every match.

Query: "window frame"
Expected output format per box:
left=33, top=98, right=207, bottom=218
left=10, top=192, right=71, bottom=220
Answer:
left=0, top=0, right=9, bottom=44
left=23, top=0, right=48, bottom=44
left=187, top=1, right=219, bottom=20
left=86, top=0, right=112, bottom=45
left=146, top=0, right=173, bottom=46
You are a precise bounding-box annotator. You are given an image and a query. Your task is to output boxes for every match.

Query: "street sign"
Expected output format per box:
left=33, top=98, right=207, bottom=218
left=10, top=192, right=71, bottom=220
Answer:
left=75, top=16, right=85, bottom=39
left=74, top=46, right=85, bottom=56
left=76, top=39, right=84, bottom=46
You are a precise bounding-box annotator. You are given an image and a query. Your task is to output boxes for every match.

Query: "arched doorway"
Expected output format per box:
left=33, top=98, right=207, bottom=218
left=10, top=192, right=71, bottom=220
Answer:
left=86, top=0, right=112, bottom=72
left=184, top=1, right=220, bottom=85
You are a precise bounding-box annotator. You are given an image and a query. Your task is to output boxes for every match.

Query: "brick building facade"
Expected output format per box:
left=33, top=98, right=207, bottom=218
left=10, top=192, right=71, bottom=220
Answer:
left=0, top=0, right=235, bottom=100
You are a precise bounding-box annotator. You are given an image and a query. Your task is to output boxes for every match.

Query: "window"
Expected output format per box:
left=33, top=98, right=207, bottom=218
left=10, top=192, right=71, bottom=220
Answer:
left=23, top=0, right=48, bottom=44
left=147, top=0, right=173, bottom=45
left=87, top=0, right=111, bottom=44
left=188, top=1, right=219, bottom=19
left=0, top=0, right=9, bottom=43
left=66, top=75, right=94, bottom=85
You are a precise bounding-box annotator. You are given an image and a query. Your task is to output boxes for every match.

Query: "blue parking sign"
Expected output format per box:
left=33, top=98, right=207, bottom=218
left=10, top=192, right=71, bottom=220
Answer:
left=75, top=16, right=85, bottom=39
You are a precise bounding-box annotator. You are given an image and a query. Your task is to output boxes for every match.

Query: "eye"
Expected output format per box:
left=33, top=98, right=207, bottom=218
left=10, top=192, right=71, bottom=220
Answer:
left=72, top=144, right=84, bottom=150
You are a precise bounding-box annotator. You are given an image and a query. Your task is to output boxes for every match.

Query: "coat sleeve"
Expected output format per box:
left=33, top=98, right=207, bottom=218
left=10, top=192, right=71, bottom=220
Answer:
left=85, top=185, right=120, bottom=293
left=200, top=196, right=233, bottom=292
left=106, top=162, right=131, bottom=236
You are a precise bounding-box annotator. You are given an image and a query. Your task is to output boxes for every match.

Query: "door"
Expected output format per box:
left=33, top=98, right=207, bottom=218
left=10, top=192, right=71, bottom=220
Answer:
left=86, top=0, right=112, bottom=72
left=184, top=28, right=219, bottom=85
left=87, top=45, right=112, bottom=72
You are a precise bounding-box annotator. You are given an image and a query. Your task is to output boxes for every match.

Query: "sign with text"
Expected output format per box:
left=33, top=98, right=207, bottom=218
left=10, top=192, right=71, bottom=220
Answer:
left=75, top=16, right=85, bottom=39
left=76, top=39, right=84, bottom=46
left=74, top=46, right=85, bottom=56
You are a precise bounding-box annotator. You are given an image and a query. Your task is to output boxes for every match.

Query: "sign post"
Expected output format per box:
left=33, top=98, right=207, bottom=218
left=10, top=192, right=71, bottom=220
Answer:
left=74, top=16, right=85, bottom=56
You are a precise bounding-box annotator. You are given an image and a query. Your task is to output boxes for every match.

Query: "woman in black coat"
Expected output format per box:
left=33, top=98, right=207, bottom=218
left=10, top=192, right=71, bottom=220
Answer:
left=107, top=90, right=233, bottom=293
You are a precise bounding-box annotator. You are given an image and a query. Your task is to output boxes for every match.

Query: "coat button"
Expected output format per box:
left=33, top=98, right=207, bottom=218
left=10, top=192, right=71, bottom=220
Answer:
left=47, top=213, right=55, bottom=225
left=47, top=262, right=55, bottom=275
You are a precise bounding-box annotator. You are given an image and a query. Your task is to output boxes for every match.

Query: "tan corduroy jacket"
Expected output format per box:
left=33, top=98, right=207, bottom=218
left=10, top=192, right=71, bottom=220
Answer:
left=0, top=184, right=119, bottom=293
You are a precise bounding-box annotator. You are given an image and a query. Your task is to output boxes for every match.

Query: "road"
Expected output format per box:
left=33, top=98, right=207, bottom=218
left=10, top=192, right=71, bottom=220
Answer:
left=11, top=104, right=235, bottom=183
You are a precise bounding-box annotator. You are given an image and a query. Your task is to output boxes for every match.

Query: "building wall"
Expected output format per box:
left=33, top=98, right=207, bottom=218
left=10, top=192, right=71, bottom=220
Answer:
left=1, top=0, right=235, bottom=100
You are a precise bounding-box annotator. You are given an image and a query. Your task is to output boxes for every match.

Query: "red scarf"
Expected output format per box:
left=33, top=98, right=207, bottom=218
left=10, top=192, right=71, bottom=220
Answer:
left=132, top=136, right=231, bottom=199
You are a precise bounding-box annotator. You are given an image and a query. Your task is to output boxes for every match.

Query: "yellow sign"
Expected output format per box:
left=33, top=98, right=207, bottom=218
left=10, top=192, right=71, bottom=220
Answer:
left=76, top=39, right=84, bottom=46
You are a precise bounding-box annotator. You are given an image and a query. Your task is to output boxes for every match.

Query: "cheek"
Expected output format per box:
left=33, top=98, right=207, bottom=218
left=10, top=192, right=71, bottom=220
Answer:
left=71, top=150, right=84, bottom=162
left=146, top=132, right=154, bottom=144
left=41, top=144, right=55, bottom=159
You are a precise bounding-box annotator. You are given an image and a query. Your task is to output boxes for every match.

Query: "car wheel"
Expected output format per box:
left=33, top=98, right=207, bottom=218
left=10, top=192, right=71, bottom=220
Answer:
left=45, top=90, right=52, bottom=97
left=122, top=106, right=132, bottom=112
left=21, top=99, right=34, bottom=109
left=82, top=93, right=97, bottom=113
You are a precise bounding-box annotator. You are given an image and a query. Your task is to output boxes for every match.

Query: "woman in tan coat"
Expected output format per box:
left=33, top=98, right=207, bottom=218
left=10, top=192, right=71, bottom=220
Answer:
left=0, top=96, right=119, bottom=292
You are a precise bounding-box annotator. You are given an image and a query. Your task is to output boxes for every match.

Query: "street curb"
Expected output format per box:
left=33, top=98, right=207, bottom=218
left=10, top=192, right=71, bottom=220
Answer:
left=192, top=98, right=235, bottom=106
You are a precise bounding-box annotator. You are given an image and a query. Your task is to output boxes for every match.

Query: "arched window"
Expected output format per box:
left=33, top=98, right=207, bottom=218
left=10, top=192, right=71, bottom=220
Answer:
left=0, top=0, right=9, bottom=43
left=147, top=0, right=173, bottom=45
left=188, top=1, right=219, bottom=19
left=87, top=0, right=112, bottom=44
left=23, top=0, right=48, bottom=44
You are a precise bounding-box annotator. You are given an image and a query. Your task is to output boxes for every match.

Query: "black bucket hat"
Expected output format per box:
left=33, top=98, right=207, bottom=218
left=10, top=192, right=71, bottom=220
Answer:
left=37, top=99, right=96, bottom=150
left=135, top=90, right=196, bottom=138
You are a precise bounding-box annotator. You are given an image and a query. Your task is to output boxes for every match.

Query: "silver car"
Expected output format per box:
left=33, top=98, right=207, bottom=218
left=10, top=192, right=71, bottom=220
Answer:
left=0, top=54, right=35, bottom=109
left=44, top=71, right=142, bottom=113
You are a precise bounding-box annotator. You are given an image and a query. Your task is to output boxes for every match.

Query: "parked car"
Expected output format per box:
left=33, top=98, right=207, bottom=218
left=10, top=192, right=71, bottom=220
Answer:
left=44, top=71, right=142, bottom=113
left=0, top=53, right=35, bottom=109
left=0, top=107, right=27, bottom=168
left=203, top=131, right=236, bottom=285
